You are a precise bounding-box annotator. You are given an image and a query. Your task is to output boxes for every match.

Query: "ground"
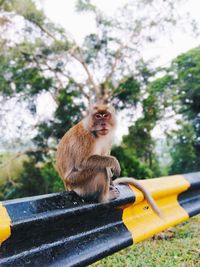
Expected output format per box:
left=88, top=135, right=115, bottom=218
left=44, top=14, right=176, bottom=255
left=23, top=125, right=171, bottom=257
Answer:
left=91, top=215, right=200, bottom=267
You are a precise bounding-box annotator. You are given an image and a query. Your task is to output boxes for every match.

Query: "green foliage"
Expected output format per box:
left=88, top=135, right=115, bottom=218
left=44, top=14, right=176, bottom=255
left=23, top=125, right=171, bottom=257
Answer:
left=173, top=47, right=200, bottom=118
left=114, top=77, right=141, bottom=108
left=161, top=47, right=200, bottom=174
left=149, top=75, right=175, bottom=93
left=169, top=123, right=200, bottom=174
left=40, top=162, right=64, bottom=192
left=122, top=88, right=162, bottom=177
left=83, top=34, right=102, bottom=64
left=145, top=46, right=200, bottom=175
left=50, top=40, right=71, bottom=54
left=33, top=87, right=84, bottom=162
left=36, top=87, right=83, bottom=142
left=0, top=0, right=84, bottom=199
left=76, top=0, right=96, bottom=13
left=15, top=67, right=53, bottom=95
left=0, top=159, right=64, bottom=201
left=0, top=46, right=53, bottom=98
left=54, top=87, right=84, bottom=138
left=1, top=0, right=196, bottom=200
left=112, top=146, right=153, bottom=179
left=0, top=54, right=13, bottom=95
left=124, top=119, right=154, bottom=160
left=14, top=159, right=48, bottom=198
left=0, top=159, right=45, bottom=200
left=1, top=0, right=45, bottom=24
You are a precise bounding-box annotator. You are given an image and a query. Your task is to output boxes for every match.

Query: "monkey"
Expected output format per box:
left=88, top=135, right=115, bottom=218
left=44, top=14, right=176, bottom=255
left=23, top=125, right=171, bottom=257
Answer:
left=56, top=103, right=163, bottom=217
left=56, top=103, right=120, bottom=203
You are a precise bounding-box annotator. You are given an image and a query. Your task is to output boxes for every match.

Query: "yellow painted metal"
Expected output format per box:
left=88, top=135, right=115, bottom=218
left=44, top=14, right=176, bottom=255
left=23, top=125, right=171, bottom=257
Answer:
left=0, top=203, right=11, bottom=245
left=122, top=175, right=190, bottom=243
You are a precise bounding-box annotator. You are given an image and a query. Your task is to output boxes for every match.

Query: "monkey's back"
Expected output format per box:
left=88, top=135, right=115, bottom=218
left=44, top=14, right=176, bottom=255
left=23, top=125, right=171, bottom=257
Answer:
left=56, top=121, right=95, bottom=180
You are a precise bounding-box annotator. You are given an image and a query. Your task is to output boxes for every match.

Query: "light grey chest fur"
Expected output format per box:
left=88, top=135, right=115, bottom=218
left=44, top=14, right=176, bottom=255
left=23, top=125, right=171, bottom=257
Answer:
left=93, top=134, right=113, bottom=155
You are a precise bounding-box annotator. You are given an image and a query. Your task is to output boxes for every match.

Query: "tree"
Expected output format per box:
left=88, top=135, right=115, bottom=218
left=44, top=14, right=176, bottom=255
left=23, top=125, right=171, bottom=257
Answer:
left=147, top=46, right=200, bottom=174
left=0, top=0, right=84, bottom=197
left=0, top=159, right=63, bottom=200
left=114, top=78, right=163, bottom=178
left=0, top=0, right=189, bottom=105
left=169, top=47, right=200, bottom=173
left=0, top=0, right=196, bottom=198
left=112, top=146, right=153, bottom=179
left=169, top=124, right=199, bottom=174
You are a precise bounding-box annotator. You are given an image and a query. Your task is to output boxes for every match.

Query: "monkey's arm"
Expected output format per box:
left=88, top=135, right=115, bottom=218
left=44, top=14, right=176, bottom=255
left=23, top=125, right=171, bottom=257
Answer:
left=64, top=154, right=119, bottom=187
left=82, top=155, right=121, bottom=176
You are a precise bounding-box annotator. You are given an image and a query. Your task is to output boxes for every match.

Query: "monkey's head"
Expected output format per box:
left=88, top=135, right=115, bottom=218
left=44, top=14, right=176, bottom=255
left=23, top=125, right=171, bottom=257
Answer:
left=85, top=104, right=116, bottom=137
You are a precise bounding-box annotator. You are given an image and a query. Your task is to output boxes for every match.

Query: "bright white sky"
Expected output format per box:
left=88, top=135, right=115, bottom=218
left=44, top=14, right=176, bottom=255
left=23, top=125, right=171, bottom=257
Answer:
left=40, top=0, right=200, bottom=67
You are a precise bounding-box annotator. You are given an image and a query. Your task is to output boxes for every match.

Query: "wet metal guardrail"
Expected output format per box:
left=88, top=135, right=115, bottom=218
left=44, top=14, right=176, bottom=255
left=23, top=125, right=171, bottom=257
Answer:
left=0, top=172, right=200, bottom=266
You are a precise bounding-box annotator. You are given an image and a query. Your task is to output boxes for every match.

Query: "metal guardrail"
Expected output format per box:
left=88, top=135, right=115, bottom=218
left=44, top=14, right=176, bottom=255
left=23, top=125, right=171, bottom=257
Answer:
left=0, top=172, right=200, bottom=267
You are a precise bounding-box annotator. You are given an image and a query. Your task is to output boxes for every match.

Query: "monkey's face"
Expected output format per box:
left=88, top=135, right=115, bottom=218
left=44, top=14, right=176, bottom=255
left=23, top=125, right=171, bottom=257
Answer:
left=89, top=105, right=115, bottom=136
left=93, top=111, right=111, bottom=136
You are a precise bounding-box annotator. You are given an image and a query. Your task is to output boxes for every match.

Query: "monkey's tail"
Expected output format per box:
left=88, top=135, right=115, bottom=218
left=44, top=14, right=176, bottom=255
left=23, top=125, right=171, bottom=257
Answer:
left=114, top=177, right=164, bottom=219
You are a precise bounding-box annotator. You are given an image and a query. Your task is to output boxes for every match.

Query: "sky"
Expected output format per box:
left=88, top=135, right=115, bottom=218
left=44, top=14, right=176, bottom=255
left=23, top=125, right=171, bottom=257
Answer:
left=40, top=0, right=200, bottom=67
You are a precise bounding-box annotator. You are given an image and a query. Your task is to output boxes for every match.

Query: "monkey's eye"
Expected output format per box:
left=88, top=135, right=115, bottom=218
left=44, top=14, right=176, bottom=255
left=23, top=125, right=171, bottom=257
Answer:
left=103, top=113, right=110, bottom=118
left=95, top=113, right=102, bottom=119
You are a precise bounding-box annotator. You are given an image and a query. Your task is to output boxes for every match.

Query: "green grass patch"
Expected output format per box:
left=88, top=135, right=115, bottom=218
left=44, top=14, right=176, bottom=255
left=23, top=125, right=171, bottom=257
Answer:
left=91, top=215, right=200, bottom=267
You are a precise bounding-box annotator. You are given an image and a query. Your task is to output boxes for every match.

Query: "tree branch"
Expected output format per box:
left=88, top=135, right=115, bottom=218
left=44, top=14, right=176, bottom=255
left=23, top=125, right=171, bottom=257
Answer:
left=68, top=46, right=100, bottom=98
left=23, top=19, right=98, bottom=101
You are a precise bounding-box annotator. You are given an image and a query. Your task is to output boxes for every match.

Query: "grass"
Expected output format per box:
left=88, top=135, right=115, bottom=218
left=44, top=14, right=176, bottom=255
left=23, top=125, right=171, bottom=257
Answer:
left=91, top=215, right=200, bottom=267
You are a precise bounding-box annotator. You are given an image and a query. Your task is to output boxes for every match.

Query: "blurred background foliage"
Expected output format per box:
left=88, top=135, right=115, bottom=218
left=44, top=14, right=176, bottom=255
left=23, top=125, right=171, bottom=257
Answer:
left=0, top=0, right=199, bottom=200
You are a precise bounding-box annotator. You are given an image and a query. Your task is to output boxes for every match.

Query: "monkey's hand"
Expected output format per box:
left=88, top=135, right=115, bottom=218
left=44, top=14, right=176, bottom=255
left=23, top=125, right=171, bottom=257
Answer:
left=110, top=156, right=121, bottom=177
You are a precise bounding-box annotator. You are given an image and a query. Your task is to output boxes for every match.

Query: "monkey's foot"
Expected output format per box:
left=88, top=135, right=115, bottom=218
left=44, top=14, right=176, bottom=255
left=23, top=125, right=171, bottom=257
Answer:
left=109, top=184, right=117, bottom=190
left=109, top=185, right=120, bottom=200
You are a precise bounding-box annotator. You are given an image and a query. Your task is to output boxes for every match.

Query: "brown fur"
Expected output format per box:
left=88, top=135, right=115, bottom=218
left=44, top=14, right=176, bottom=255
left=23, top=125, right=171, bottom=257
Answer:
left=56, top=104, right=163, bottom=217
left=56, top=104, right=120, bottom=202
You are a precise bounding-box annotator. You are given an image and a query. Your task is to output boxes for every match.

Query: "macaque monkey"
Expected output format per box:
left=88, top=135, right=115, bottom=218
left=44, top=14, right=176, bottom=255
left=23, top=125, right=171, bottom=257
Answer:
left=56, top=103, right=120, bottom=203
left=56, top=104, right=162, bottom=217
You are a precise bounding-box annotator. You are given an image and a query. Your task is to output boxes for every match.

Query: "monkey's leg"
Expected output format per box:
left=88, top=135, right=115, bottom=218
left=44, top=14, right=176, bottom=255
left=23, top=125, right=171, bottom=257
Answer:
left=105, top=167, right=120, bottom=200
left=99, top=168, right=119, bottom=202
left=65, top=169, right=107, bottom=202
left=109, top=186, right=120, bottom=200
left=66, top=169, right=119, bottom=203
left=106, top=167, right=114, bottom=185
left=83, top=169, right=118, bottom=203
left=65, top=169, right=97, bottom=187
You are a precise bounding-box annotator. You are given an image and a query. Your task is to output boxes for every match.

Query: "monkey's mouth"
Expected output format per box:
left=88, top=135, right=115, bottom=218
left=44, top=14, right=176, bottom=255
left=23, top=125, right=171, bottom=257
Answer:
left=98, top=128, right=109, bottom=135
